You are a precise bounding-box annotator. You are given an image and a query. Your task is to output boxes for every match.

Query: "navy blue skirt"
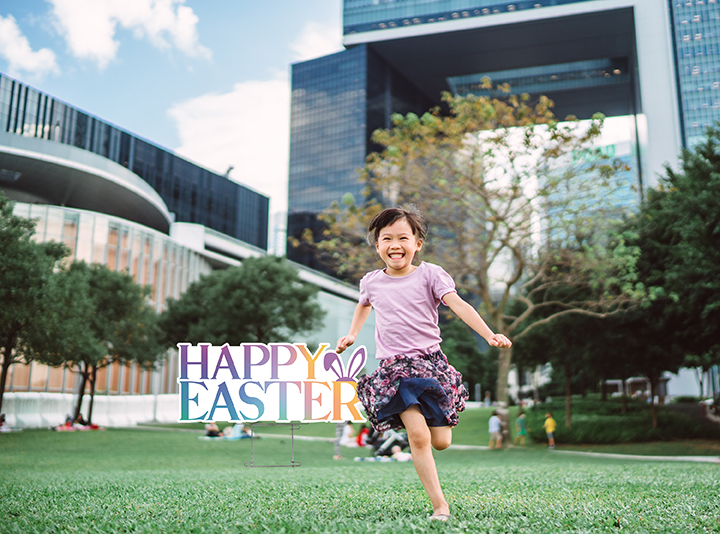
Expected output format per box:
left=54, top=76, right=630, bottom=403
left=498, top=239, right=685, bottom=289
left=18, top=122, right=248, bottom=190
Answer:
left=357, top=350, right=468, bottom=433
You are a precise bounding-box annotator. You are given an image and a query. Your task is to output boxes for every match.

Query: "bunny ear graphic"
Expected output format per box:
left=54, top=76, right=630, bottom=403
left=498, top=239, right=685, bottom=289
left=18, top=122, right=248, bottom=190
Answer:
left=344, top=346, right=366, bottom=380
left=323, top=351, right=343, bottom=380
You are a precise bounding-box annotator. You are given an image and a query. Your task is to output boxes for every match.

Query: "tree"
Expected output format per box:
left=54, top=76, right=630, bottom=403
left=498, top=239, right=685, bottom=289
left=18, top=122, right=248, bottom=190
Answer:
left=33, top=262, right=164, bottom=423
left=159, top=256, right=326, bottom=346
left=440, top=317, right=498, bottom=401
left=683, top=351, right=719, bottom=397
left=645, top=124, right=720, bottom=374
left=308, top=90, right=643, bottom=404
left=513, top=311, right=603, bottom=428
left=0, top=192, right=68, bottom=412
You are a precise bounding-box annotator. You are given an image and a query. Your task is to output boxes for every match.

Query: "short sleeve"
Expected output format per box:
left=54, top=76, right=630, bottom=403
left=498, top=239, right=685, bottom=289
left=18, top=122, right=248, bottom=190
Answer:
left=358, top=274, right=371, bottom=306
left=431, top=265, right=456, bottom=305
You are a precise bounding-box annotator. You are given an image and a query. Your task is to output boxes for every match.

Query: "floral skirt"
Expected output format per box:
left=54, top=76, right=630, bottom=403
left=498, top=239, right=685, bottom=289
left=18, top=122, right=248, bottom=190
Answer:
left=357, top=350, right=468, bottom=432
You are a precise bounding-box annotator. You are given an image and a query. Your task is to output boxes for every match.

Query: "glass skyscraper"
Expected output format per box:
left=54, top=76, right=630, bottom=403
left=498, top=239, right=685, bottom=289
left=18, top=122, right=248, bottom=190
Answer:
left=668, top=0, right=720, bottom=147
left=0, top=74, right=268, bottom=249
left=287, top=42, right=432, bottom=269
left=288, top=0, right=716, bottom=269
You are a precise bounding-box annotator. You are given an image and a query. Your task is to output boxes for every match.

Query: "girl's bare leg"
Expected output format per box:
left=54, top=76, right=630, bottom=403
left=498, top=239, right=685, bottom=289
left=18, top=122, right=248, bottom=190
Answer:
left=400, top=405, right=450, bottom=516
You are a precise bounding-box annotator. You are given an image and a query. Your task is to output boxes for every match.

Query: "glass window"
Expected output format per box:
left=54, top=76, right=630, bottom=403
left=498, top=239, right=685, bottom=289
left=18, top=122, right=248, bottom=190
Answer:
left=75, top=213, right=94, bottom=262
left=30, top=362, right=49, bottom=391
left=107, top=224, right=120, bottom=271
left=48, top=366, right=65, bottom=392
left=62, top=212, right=79, bottom=258
left=92, top=217, right=108, bottom=264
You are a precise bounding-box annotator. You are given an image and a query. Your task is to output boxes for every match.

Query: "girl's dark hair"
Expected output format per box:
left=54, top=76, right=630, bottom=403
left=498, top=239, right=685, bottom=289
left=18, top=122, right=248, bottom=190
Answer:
left=366, top=205, right=428, bottom=245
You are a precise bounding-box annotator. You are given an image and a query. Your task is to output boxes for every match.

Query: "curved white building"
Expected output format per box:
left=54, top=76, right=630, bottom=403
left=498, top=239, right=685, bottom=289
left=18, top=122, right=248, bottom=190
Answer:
left=0, top=73, right=375, bottom=428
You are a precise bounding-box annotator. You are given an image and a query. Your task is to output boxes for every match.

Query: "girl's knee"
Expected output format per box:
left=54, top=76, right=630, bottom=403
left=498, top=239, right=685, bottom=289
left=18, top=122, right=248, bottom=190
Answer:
left=432, top=434, right=452, bottom=451
left=406, top=426, right=432, bottom=449
left=430, top=427, right=452, bottom=450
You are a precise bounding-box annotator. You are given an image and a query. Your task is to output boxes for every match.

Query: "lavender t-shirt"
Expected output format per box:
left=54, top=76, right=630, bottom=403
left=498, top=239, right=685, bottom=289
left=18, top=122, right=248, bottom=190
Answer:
left=359, top=262, right=457, bottom=360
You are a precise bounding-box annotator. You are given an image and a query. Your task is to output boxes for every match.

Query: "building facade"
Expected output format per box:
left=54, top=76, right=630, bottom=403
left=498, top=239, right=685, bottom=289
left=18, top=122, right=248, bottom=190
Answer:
left=0, top=72, right=376, bottom=428
left=0, top=74, right=268, bottom=248
left=287, top=0, right=720, bottom=264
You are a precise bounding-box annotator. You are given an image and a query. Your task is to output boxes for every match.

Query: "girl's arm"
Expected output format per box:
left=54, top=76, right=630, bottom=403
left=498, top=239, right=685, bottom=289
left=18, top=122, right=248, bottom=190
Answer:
left=336, top=302, right=372, bottom=353
left=442, top=292, right=512, bottom=348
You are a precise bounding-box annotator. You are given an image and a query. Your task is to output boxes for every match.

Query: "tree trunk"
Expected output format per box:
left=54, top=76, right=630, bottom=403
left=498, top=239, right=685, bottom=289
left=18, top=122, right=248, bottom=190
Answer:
left=0, top=357, right=11, bottom=414
left=600, top=375, right=607, bottom=402
left=0, top=330, right=18, bottom=413
left=74, top=364, right=89, bottom=422
left=496, top=347, right=512, bottom=406
left=649, top=377, right=658, bottom=429
left=694, top=367, right=704, bottom=397
left=621, top=377, right=628, bottom=414
left=564, top=363, right=572, bottom=429
left=87, top=365, right=97, bottom=425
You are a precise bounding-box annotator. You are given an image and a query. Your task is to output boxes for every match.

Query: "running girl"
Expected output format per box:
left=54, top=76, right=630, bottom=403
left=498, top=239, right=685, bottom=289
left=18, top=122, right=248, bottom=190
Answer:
left=336, top=206, right=512, bottom=521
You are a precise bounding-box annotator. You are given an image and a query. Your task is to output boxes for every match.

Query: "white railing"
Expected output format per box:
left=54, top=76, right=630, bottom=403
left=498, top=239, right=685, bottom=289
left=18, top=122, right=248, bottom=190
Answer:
left=1, top=392, right=181, bottom=428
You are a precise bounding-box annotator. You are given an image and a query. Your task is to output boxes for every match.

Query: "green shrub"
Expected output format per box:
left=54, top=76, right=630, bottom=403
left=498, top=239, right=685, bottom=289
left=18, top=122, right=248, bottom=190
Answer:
left=674, top=395, right=702, bottom=403
left=526, top=397, right=720, bottom=444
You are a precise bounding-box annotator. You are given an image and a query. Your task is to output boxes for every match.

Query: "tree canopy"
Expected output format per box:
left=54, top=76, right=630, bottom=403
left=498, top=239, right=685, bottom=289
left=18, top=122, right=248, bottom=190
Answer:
left=159, top=256, right=326, bottom=346
left=33, top=261, right=164, bottom=423
left=305, top=91, right=643, bottom=403
left=0, top=191, right=68, bottom=412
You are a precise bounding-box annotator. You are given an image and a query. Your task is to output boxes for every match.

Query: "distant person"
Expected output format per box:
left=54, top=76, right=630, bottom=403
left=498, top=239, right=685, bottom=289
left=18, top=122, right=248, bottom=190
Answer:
left=205, top=421, right=221, bottom=437
left=391, top=445, right=413, bottom=462
left=514, top=410, right=528, bottom=446
left=74, top=414, right=88, bottom=427
left=543, top=412, right=556, bottom=449
left=484, top=391, right=492, bottom=407
left=356, top=424, right=370, bottom=447
left=339, top=421, right=358, bottom=447
left=0, top=413, right=15, bottom=432
left=488, top=410, right=503, bottom=450
left=335, top=206, right=512, bottom=521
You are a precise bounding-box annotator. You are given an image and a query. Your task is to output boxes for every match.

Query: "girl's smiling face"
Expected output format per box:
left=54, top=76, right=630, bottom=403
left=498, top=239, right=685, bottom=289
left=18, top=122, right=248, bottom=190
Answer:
left=375, top=218, right=423, bottom=277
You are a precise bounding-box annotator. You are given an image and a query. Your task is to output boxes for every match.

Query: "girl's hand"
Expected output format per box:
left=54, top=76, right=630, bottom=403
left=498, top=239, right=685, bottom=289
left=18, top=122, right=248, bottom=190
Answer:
left=336, top=335, right=356, bottom=354
left=488, top=333, right=512, bottom=348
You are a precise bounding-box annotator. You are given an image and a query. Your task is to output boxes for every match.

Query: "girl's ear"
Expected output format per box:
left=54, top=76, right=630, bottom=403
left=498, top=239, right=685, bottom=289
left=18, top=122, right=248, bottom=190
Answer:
left=416, top=238, right=424, bottom=251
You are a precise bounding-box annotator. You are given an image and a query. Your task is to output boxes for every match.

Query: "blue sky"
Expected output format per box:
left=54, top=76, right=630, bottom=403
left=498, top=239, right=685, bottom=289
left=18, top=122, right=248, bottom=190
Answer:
left=0, top=0, right=344, bottom=251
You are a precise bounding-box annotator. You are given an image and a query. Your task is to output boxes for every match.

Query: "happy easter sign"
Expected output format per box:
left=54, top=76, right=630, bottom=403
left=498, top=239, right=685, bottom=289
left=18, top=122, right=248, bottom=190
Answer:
left=177, top=343, right=367, bottom=423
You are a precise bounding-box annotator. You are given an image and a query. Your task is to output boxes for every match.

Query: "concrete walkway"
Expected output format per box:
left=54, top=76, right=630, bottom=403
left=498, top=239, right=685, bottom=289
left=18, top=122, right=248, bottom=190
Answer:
left=133, top=425, right=719, bottom=463
left=551, top=449, right=720, bottom=463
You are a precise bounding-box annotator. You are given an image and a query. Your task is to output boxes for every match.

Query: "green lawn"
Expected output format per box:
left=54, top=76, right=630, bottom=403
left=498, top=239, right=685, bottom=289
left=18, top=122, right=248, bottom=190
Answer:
left=1, top=427, right=718, bottom=533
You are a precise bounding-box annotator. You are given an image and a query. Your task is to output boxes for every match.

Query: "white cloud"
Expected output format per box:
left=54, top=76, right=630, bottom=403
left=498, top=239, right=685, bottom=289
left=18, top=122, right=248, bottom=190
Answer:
left=168, top=75, right=291, bottom=219
left=0, top=14, right=59, bottom=78
left=48, top=0, right=211, bottom=69
left=290, top=20, right=343, bottom=62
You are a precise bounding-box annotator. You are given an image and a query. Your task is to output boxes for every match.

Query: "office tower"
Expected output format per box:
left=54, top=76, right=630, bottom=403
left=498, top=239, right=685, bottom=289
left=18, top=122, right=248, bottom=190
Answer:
left=288, top=0, right=716, bottom=268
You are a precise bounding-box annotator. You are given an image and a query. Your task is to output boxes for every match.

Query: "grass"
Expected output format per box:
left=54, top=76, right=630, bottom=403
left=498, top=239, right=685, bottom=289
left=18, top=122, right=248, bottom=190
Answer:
left=1, top=426, right=719, bottom=533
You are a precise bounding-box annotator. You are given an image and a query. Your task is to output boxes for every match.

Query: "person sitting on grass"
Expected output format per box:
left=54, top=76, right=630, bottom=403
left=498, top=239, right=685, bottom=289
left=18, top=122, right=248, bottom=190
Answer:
left=336, top=206, right=512, bottom=522
left=488, top=410, right=503, bottom=450
left=543, top=412, right=556, bottom=449
left=205, top=421, right=221, bottom=438
left=391, top=445, right=413, bottom=462
left=339, top=421, right=358, bottom=447
left=514, top=410, right=528, bottom=446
